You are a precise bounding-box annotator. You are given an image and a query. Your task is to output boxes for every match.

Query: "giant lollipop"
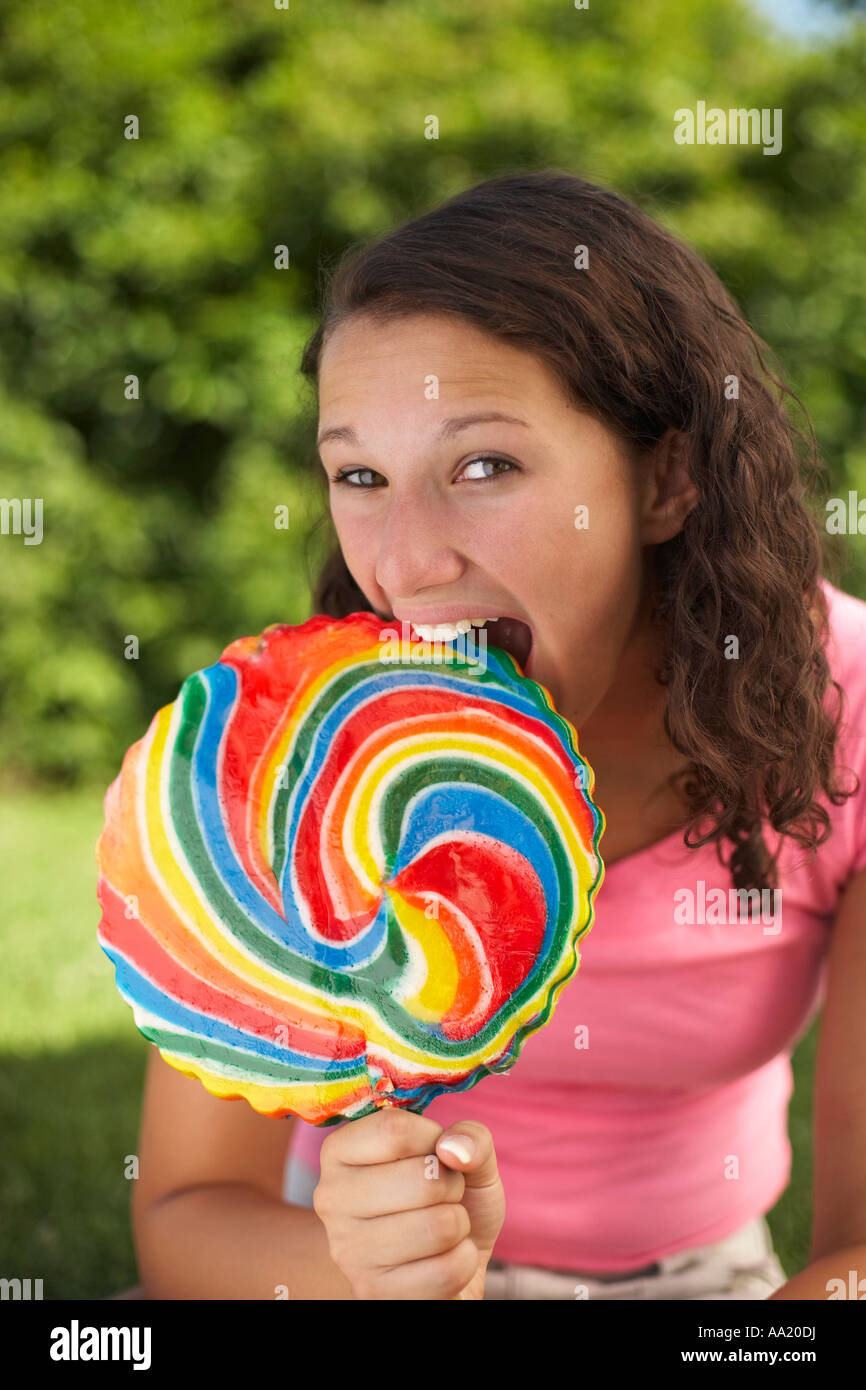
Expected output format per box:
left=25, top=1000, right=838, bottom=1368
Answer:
left=96, top=613, right=605, bottom=1124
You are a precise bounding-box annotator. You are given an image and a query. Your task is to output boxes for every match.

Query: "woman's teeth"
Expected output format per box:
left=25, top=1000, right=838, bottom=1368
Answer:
left=410, top=618, right=491, bottom=641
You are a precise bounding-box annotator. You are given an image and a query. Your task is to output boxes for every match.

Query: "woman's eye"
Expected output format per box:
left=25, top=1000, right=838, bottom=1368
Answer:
left=457, top=456, right=516, bottom=482
left=330, top=468, right=383, bottom=487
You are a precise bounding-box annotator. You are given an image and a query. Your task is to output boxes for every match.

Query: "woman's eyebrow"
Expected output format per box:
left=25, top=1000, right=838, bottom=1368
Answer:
left=317, top=411, right=529, bottom=449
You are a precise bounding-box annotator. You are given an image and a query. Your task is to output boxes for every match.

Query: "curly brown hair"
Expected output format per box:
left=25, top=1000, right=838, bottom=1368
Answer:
left=298, top=168, right=858, bottom=895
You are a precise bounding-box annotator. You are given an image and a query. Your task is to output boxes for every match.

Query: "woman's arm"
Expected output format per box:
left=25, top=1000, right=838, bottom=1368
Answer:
left=138, top=1183, right=356, bottom=1300
left=132, top=1046, right=355, bottom=1299
left=767, top=1243, right=866, bottom=1300
left=768, top=866, right=866, bottom=1300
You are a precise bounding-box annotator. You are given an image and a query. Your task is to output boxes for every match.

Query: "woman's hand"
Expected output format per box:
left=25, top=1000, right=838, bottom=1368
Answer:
left=313, top=1107, right=505, bottom=1300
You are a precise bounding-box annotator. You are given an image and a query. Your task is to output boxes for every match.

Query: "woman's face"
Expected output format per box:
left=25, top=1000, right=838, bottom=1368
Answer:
left=316, top=311, right=675, bottom=731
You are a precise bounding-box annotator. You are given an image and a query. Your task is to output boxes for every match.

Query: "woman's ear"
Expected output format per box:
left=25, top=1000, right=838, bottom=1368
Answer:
left=638, top=428, right=699, bottom=544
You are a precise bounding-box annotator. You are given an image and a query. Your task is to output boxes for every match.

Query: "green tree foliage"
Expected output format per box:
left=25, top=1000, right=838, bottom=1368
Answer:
left=1, top=0, right=865, bottom=781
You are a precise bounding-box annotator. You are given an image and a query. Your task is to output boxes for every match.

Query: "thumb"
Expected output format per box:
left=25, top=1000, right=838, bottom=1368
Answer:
left=435, top=1122, right=505, bottom=1260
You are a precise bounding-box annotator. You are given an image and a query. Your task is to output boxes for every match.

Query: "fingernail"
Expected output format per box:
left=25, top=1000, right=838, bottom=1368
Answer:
left=438, top=1135, right=475, bottom=1164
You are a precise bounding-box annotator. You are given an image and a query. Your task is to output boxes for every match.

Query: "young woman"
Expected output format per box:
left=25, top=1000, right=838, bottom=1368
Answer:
left=127, top=170, right=866, bottom=1301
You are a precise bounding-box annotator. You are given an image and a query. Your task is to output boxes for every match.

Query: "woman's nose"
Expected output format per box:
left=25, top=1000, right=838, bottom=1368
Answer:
left=373, top=494, right=466, bottom=599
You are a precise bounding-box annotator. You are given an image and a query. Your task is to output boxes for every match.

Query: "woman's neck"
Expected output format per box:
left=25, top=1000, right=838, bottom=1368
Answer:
left=573, top=587, right=690, bottom=806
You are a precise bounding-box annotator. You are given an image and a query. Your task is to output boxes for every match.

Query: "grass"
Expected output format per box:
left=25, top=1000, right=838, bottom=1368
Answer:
left=0, top=782, right=148, bottom=1299
left=0, top=782, right=817, bottom=1297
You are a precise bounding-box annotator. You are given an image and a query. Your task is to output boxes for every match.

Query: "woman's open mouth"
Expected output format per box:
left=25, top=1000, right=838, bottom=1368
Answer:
left=407, top=615, right=534, bottom=675
left=484, top=617, right=534, bottom=673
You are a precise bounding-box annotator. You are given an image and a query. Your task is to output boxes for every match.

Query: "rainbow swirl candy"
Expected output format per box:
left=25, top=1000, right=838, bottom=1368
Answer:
left=96, top=613, right=605, bottom=1124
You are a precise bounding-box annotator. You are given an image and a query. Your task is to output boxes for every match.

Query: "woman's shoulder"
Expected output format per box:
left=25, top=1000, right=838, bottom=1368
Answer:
left=819, top=576, right=866, bottom=694
left=809, top=577, right=866, bottom=888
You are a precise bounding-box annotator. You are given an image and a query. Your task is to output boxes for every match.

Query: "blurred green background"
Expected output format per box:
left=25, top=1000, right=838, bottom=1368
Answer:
left=1, top=0, right=865, bottom=1297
